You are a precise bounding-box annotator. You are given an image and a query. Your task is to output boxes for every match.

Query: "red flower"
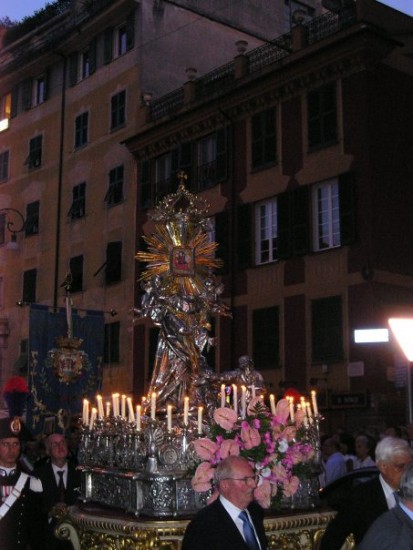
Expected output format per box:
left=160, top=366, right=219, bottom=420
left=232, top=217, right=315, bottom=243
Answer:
left=3, top=376, right=29, bottom=394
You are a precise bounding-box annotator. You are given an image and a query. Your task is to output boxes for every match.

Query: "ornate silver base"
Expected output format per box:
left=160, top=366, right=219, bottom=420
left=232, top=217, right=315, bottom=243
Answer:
left=79, top=467, right=210, bottom=517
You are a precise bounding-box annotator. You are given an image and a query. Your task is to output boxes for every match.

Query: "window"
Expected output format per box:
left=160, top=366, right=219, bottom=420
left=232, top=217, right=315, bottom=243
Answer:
left=311, top=295, right=343, bottom=362
left=105, top=241, right=122, bottom=284
left=312, top=179, right=340, bottom=251
left=255, top=198, right=277, bottom=264
left=69, top=255, right=83, bottom=293
left=25, top=201, right=39, bottom=236
left=253, top=306, right=280, bottom=370
left=117, top=25, right=128, bottom=56
left=251, top=109, right=276, bottom=169
left=307, top=82, right=337, bottom=149
left=115, top=11, right=135, bottom=57
left=26, top=135, right=42, bottom=168
left=81, top=50, right=90, bottom=79
left=23, top=269, right=37, bottom=303
left=155, top=153, right=174, bottom=199
left=104, top=322, right=120, bottom=363
left=197, top=128, right=227, bottom=189
left=0, top=93, right=11, bottom=131
left=105, top=165, right=124, bottom=206
left=69, top=182, right=86, bottom=219
left=75, top=112, right=88, bottom=149
left=111, top=90, right=126, bottom=130
left=33, top=75, right=47, bottom=106
left=0, top=151, right=9, bottom=181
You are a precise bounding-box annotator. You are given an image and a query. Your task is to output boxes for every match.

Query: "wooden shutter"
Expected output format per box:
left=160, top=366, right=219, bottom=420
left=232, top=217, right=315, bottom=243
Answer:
left=21, top=79, right=32, bottom=110
left=292, top=186, right=310, bottom=256
left=215, top=210, right=229, bottom=274
left=140, top=160, right=152, bottom=209
left=215, top=127, right=228, bottom=181
left=126, top=11, right=135, bottom=51
left=68, top=53, right=78, bottom=87
left=103, top=27, right=113, bottom=64
left=339, top=172, right=357, bottom=246
left=237, top=203, right=252, bottom=269
left=89, top=39, right=97, bottom=74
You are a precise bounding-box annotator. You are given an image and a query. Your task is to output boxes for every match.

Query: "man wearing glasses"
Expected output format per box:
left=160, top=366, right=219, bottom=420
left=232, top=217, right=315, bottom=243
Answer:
left=320, top=436, right=413, bottom=549
left=0, top=416, right=44, bottom=549
left=182, top=455, right=269, bottom=550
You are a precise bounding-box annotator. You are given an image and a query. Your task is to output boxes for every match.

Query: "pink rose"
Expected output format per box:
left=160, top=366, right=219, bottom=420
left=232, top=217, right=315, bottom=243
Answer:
left=274, top=398, right=290, bottom=424
left=214, top=407, right=238, bottom=431
left=254, top=479, right=272, bottom=509
left=193, top=438, right=218, bottom=461
left=240, top=424, right=261, bottom=450
left=283, top=475, right=300, bottom=497
left=219, top=438, right=240, bottom=459
left=192, top=461, right=215, bottom=492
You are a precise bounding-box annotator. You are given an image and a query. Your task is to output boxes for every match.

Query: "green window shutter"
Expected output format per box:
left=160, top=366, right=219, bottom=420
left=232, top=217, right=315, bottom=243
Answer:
left=11, top=86, right=19, bottom=118
left=339, top=172, right=357, bottom=246
left=140, top=160, right=152, bottom=209
left=126, top=11, right=135, bottom=51
left=89, top=39, right=97, bottom=74
left=292, top=186, right=310, bottom=256
left=103, top=27, right=113, bottom=64
left=277, top=191, right=292, bottom=259
left=215, top=210, right=229, bottom=274
left=69, top=53, right=78, bottom=87
left=22, top=79, right=32, bottom=110
left=237, top=203, right=252, bottom=269
left=216, top=127, right=228, bottom=181
left=43, top=69, right=50, bottom=101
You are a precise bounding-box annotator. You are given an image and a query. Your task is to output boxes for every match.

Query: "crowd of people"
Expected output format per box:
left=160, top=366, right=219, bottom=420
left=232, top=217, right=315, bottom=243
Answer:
left=2, top=414, right=413, bottom=549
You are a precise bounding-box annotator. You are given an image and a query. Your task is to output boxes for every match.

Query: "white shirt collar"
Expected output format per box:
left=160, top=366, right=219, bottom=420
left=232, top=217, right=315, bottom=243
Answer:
left=379, top=474, right=397, bottom=509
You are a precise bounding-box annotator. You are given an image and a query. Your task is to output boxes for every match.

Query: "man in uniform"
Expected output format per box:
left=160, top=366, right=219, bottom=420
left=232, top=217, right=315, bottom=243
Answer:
left=0, top=416, right=44, bottom=549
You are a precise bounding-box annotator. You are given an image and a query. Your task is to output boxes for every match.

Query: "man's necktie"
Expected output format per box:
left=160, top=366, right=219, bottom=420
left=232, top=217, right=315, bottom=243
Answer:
left=57, top=470, right=66, bottom=503
left=239, top=510, right=260, bottom=550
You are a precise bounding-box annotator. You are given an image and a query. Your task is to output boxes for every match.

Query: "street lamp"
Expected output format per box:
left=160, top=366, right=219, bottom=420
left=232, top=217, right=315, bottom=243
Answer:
left=0, top=208, right=26, bottom=250
left=389, top=317, right=413, bottom=424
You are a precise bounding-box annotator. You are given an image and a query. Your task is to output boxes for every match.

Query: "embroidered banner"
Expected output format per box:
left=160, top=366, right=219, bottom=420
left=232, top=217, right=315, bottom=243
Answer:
left=27, top=304, right=104, bottom=435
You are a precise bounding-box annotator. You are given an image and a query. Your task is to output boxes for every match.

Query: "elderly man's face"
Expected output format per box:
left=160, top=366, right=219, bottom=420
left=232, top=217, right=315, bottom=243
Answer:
left=379, top=451, right=413, bottom=490
left=47, top=434, right=68, bottom=464
left=0, top=437, right=21, bottom=468
left=219, top=458, right=258, bottom=509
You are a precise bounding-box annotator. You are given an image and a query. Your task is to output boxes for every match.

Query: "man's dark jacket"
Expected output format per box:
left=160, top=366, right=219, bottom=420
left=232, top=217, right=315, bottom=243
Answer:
left=182, top=498, right=269, bottom=550
left=320, top=476, right=388, bottom=549
left=358, top=503, right=413, bottom=549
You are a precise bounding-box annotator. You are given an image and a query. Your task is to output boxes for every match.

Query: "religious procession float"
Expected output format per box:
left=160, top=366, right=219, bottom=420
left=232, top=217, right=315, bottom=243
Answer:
left=56, top=175, right=332, bottom=549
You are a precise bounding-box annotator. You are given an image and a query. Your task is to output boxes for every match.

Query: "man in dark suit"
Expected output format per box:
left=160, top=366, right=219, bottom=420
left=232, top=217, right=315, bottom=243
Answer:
left=320, top=436, right=413, bottom=549
left=0, top=416, right=45, bottom=550
left=358, top=461, right=413, bottom=549
left=182, top=455, right=269, bottom=550
left=34, top=432, right=81, bottom=550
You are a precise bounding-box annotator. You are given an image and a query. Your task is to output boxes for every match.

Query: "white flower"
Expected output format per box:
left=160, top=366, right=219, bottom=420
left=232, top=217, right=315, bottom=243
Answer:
left=278, top=439, right=289, bottom=453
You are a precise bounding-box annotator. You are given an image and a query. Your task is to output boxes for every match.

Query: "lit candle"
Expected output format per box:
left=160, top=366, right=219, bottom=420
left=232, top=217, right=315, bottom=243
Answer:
left=197, top=406, right=203, bottom=435
left=221, top=384, right=226, bottom=408
left=289, top=397, right=295, bottom=422
left=105, top=401, right=111, bottom=418
left=232, top=385, right=238, bottom=416
left=136, top=405, right=141, bottom=431
left=89, top=407, right=97, bottom=431
left=306, top=402, right=314, bottom=423
left=112, top=393, right=120, bottom=417
left=270, top=394, right=276, bottom=415
left=96, top=395, right=104, bottom=420
left=311, top=390, right=319, bottom=416
left=184, top=396, right=189, bottom=425
left=127, top=397, right=134, bottom=423
left=83, top=399, right=89, bottom=426
left=121, top=394, right=126, bottom=419
left=241, top=386, right=247, bottom=418
left=303, top=414, right=308, bottom=428
left=167, top=404, right=172, bottom=433
left=151, top=392, right=156, bottom=420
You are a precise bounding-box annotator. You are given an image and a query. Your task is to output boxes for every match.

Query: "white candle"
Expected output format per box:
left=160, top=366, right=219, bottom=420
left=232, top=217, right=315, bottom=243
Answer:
left=252, top=385, right=256, bottom=399
left=232, top=385, right=238, bottom=417
left=105, top=401, right=111, bottom=418
left=184, top=396, right=189, bottom=425
left=136, top=405, right=141, bottom=431
left=151, top=392, right=156, bottom=420
left=221, top=384, right=226, bottom=408
left=96, top=395, right=104, bottom=420
left=112, top=393, right=120, bottom=417
left=311, top=390, right=319, bottom=416
left=289, top=397, right=295, bottom=422
left=127, top=397, right=134, bottom=422
left=197, top=406, right=203, bottom=434
left=306, top=402, right=314, bottom=423
left=121, top=394, right=126, bottom=419
left=167, top=404, right=172, bottom=433
left=83, top=399, right=89, bottom=426
left=303, top=414, right=308, bottom=428
left=241, top=386, right=246, bottom=418
left=89, top=407, right=97, bottom=431
left=270, top=394, right=276, bottom=415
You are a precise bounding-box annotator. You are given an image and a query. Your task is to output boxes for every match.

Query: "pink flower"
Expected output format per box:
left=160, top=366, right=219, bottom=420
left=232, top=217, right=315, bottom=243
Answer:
left=294, top=407, right=307, bottom=426
left=219, top=438, right=240, bottom=459
left=193, top=438, right=218, bottom=461
left=240, top=424, right=261, bottom=450
left=247, top=397, right=261, bottom=415
left=283, top=475, right=300, bottom=497
left=271, top=463, right=289, bottom=484
left=274, top=398, right=290, bottom=424
left=283, top=425, right=296, bottom=441
left=254, top=479, right=272, bottom=509
left=192, top=461, right=215, bottom=492
left=213, top=407, right=238, bottom=431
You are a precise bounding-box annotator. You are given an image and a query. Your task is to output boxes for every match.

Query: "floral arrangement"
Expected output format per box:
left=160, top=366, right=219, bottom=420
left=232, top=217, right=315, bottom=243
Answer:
left=191, top=397, right=315, bottom=509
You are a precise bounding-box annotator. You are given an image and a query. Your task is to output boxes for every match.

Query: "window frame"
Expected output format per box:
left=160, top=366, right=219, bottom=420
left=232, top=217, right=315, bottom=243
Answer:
left=307, top=82, right=338, bottom=150
left=25, top=201, right=40, bottom=236
left=69, top=182, right=86, bottom=220
left=104, top=321, right=120, bottom=363
left=311, top=295, right=343, bottom=363
left=104, top=165, right=124, bottom=207
left=110, top=90, right=126, bottom=131
left=253, top=306, right=280, bottom=370
left=0, top=150, right=9, bottom=182
left=74, top=111, right=89, bottom=149
left=69, top=254, right=84, bottom=293
left=255, top=197, right=278, bottom=265
left=312, top=178, right=340, bottom=251
left=26, top=135, right=42, bottom=169
left=251, top=108, right=277, bottom=170
left=105, top=241, right=122, bottom=284
left=22, top=268, right=37, bottom=303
